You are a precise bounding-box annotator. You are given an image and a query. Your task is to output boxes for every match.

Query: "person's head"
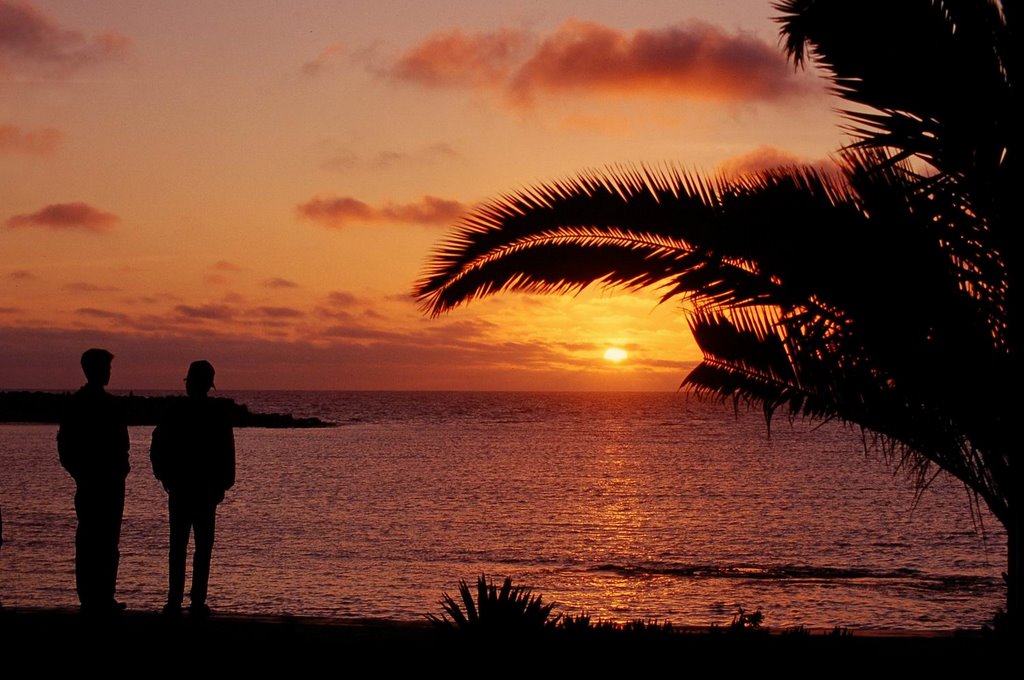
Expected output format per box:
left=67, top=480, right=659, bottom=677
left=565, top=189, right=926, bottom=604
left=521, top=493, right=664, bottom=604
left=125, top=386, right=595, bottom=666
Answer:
left=80, top=348, right=114, bottom=387
left=185, top=360, right=215, bottom=397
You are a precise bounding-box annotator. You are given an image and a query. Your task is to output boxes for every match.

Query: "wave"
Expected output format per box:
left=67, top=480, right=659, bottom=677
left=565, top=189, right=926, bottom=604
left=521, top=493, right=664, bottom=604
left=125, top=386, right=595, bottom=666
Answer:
left=589, top=562, right=999, bottom=589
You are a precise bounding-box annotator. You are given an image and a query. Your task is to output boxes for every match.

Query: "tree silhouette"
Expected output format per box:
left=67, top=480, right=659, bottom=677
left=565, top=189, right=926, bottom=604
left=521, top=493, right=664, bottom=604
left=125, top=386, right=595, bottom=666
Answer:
left=415, top=0, right=1016, bottom=626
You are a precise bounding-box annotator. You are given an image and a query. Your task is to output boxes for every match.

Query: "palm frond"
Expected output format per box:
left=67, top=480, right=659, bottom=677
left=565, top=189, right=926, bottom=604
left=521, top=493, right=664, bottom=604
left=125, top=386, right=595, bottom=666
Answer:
left=776, top=0, right=1010, bottom=170
left=775, top=0, right=1014, bottom=276
left=415, top=163, right=862, bottom=316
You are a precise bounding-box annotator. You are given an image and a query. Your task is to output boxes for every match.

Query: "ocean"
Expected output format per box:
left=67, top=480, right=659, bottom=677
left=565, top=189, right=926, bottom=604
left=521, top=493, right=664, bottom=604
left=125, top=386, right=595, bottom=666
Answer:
left=0, top=391, right=1005, bottom=631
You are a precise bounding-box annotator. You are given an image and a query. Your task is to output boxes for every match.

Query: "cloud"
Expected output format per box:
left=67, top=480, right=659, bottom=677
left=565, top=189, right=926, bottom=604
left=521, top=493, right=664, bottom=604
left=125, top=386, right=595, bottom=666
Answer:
left=390, top=27, right=527, bottom=88
left=320, top=148, right=359, bottom=172
left=255, top=306, right=304, bottom=319
left=322, top=325, right=407, bottom=342
left=4, top=202, right=119, bottom=232
left=263, top=277, right=299, bottom=289
left=0, top=306, right=20, bottom=313
left=386, top=20, right=809, bottom=106
left=322, top=142, right=460, bottom=172
left=174, top=304, right=235, bottom=320
left=0, top=123, right=62, bottom=156
left=716, top=145, right=836, bottom=177
left=211, top=260, right=242, bottom=271
left=75, top=307, right=130, bottom=324
left=424, top=142, right=459, bottom=159
left=326, top=290, right=359, bottom=307
left=0, top=313, right=693, bottom=390
left=7, top=269, right=35, bottom=279
left=511, top=21, right=803, bottom=104
left=381, top=196, right=466, bottom=224
left=315, top=307, right=353, bottom=322
left=63, top=281, right=120, bottom=293
left=301, top=42, right=345, bottom=76
left=297, top=195, right=467, bottom=228
left=297, top=196, right=373, bottom=224
left=0, top=0, right=131, bottom=76
left=121, top=295, right=160, bottom=305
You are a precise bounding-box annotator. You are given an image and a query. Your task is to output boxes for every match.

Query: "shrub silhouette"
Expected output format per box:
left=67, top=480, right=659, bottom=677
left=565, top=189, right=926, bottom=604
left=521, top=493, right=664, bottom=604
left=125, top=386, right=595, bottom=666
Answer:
left=429, top=575, right=557, bottom=631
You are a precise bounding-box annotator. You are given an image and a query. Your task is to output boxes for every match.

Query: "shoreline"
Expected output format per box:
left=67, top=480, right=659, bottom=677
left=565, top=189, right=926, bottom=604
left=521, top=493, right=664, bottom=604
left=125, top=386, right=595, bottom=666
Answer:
left=0, top=604, right=979, bottom=637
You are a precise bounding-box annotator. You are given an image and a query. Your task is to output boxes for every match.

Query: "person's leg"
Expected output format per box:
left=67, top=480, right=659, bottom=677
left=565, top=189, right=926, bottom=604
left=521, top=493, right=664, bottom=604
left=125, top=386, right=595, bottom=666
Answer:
left=190, top=501, right=217, bottom=609
left=100, top=481, right=125, bottom=604
left=166, top=495, right=191, bottom=609
left=73, top=486, right=96, bottom=608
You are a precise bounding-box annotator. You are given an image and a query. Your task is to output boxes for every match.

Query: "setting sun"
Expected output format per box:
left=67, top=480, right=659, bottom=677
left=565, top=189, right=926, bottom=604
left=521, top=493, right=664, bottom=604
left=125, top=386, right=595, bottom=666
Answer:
left=603, top=347, right=628, bottom=363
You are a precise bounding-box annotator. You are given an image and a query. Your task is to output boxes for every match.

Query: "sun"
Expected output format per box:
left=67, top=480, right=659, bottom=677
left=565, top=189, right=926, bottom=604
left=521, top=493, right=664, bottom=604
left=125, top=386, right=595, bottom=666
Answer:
left=603, top=347, right=628, bottom=363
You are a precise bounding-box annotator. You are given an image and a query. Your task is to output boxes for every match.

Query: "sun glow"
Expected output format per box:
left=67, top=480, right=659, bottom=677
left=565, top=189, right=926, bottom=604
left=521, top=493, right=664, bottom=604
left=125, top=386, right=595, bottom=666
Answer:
left=603, top=347, right=628, bottom=363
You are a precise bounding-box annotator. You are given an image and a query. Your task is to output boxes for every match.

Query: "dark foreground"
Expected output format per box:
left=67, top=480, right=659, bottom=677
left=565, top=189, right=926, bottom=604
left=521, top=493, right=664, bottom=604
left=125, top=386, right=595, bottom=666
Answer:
left=0, top=607, right=1012, bottom=672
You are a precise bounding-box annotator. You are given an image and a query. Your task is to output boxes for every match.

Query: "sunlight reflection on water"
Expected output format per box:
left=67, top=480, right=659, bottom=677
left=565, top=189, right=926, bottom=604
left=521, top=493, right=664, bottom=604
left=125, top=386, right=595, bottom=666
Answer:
left=0, top=391, right=1006, bottom=630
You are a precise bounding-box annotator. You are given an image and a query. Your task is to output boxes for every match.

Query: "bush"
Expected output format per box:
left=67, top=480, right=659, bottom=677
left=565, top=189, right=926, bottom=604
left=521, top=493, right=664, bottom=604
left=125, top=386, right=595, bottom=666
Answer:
left=428, top=575, right=558, bottom=632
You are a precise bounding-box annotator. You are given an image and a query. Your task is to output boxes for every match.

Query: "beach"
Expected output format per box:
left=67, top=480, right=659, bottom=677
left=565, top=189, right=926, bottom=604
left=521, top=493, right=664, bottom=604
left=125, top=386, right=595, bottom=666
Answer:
left=0, top=606, right=1009, bottom=672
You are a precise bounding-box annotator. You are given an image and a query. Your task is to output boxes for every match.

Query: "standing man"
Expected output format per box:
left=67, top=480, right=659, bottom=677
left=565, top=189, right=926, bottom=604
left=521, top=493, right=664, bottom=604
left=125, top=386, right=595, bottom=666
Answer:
left=57, top=348, right=130, bottom=614
left=151, top=360, right=235, bottom=617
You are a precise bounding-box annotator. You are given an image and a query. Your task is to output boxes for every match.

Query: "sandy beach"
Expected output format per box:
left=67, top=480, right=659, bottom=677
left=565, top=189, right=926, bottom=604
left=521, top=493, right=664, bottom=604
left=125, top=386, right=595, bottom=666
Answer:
left=0, top=606, right=1010, bottom=673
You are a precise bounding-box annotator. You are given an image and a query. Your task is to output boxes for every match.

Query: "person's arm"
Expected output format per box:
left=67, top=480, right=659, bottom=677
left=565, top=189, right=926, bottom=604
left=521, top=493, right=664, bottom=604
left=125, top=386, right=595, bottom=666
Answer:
left=150, top=423, right=170, bottom=491
left=57, top=405, right=82, bottom=480
left=119, top=409, right=131, bottom=477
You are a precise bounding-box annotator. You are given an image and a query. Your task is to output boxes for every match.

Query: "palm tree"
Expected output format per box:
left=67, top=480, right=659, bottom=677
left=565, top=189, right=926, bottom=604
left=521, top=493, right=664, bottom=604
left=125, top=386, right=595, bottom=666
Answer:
left=414, top=0, right=1016, bottom=625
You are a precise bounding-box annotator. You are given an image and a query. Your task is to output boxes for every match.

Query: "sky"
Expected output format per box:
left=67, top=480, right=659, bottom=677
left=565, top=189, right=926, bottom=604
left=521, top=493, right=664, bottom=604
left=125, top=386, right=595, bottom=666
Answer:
left=1, top=0, right=844, bottom=391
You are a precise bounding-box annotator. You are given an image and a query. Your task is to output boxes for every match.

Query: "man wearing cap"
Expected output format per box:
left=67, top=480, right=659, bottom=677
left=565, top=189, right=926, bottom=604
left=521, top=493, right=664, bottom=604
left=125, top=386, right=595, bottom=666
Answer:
left=57, top=348, right=131, bottom=614
left=150, top=360, right=235, bottom=616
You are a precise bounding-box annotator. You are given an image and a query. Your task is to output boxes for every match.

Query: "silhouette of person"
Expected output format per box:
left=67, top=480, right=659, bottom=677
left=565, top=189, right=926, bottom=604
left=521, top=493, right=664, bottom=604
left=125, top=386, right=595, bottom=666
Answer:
left=57, top=348, right=130, bottom=614
left=150, top=360, right=235, bottom=616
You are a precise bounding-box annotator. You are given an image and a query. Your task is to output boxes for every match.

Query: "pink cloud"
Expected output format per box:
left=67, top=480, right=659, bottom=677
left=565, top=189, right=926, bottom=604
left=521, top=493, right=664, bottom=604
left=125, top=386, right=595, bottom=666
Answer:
left=63, top=281, right=120, bottom=293
left=75, top=307, right=130, bottom=324
left=4, top=202, right=119, bottom=232
left=0, top=123, right=62, bottom=156
left=380, top=196, right=465, bottom=224
left=7, top=269, right=35, bottom=279
left=174, top=304, right=235, bottom=320
left=390, top=28, right=526, bottom=88
left=510, top=20, right=805, bottom=104
left=716, top=145, right=836, bottom=177
left=386, top=20, right=809, bottom=106
left=326, top=291, right=358, bottom=307
left=296, top=196, right=373, bottom=226
left=321, top=142, right=459, bottom=173
left=255, top=306, right=304, bottom=319
left=264, top=277, right=299, bottom=289
left=302, top=42, right=345, bottom=76
left=297, top=195, right=466, bottom=229
left=0, top=0, right=132, bottom=75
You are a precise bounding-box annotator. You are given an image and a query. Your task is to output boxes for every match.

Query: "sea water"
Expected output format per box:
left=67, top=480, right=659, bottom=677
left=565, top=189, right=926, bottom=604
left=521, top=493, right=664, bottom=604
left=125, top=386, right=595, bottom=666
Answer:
left=0, top=391, right=1005, bottom=631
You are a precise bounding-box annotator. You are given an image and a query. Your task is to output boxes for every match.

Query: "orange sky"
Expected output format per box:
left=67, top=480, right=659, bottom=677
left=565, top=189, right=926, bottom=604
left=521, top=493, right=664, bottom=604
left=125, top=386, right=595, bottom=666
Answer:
left=1, top=0, right=842, bottom=391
